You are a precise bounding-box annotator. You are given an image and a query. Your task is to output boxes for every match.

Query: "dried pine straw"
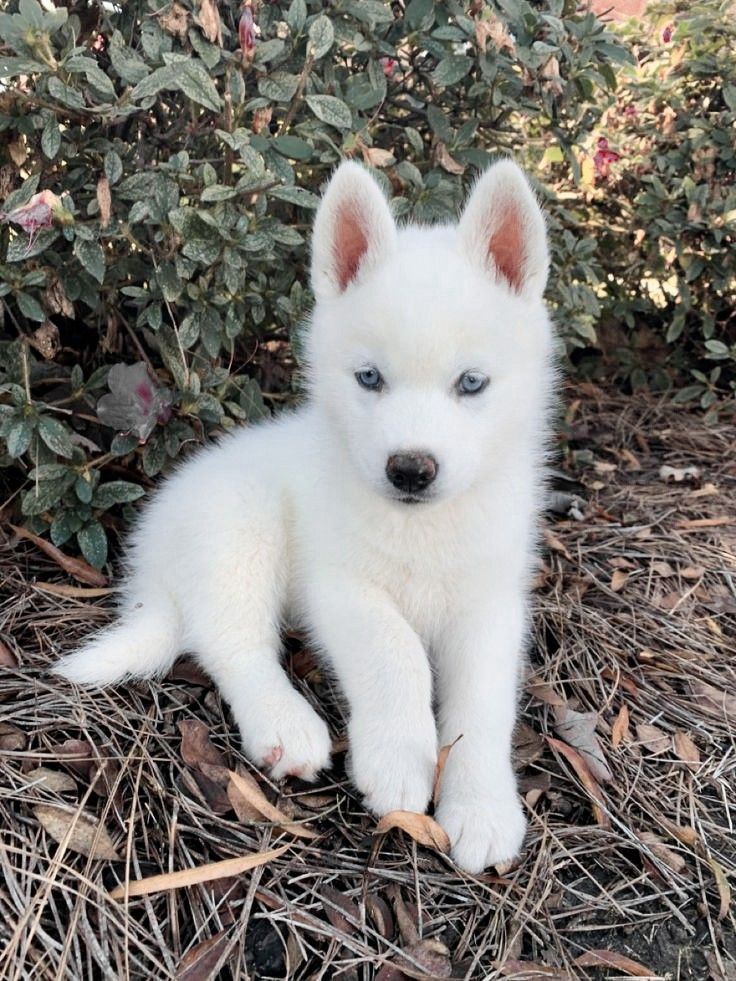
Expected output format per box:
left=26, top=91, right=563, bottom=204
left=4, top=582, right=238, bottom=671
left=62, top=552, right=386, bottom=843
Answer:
left=1, top=386, right=734, bottom=980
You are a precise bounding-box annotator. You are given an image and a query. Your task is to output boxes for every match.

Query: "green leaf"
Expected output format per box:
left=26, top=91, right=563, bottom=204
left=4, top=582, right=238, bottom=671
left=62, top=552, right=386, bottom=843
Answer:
left=47, top=76, right=84, bottom=110
left=273, top=135, right=313, bottom=161
left=50, top=510, right=76, bottom=547
left=41, top=117, right=61, bottom=159
left=258, top=72, right=300, bottom=102
left=130, top=65, right=177, bottom=103
left=74, top=239, right=106, bottom=284
left=268, top=185, right=320, bottom=209
left=78, top=521, right=108, bottom=569
left=75, top=475, right=93, bottom=503
left=406, top=0, right=435, bottom=30
left=432, top=55, right=472, bottom=87
left=104, top=150, right=123, bottom=185
left=92, top=481, right=145, bottom=508
left=286, top=0, right=307, bottom=34
left=38, top=416, right=73, bottom=458
left=305, top=94, right=352, bottom=130
left=200, top=184, right=238, bottom=202
left=16, top=291, right=45, bottom=322
left=109, top=30, right=150, bottom=84
left=308, top=15, right=334, bottom=58
left=0, top=56, right=48, bottom=77
left=172, top=59, right=222, bottom=112
left=22, top=480, right=67, bottom=516
left=5, top=416, right=33, bottom=457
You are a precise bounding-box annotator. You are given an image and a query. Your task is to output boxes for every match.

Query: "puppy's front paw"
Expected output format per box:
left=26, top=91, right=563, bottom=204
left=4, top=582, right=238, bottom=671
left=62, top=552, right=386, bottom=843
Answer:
left=349, top=719, right=437, bottom=816
left=435, top=793, right=527, bottom=874
left=235, top=691, right=333, bottom=783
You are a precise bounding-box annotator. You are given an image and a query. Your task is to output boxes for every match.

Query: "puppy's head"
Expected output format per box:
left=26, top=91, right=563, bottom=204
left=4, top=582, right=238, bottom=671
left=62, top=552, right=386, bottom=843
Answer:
left=307, top=160, right=554, bottom=505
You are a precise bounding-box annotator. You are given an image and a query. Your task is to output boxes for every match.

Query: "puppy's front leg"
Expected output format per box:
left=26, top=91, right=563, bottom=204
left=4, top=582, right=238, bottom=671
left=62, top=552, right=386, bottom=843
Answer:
left=434, top=590, right=528, bottom=874
left=309, top=581, right=437, bottom=816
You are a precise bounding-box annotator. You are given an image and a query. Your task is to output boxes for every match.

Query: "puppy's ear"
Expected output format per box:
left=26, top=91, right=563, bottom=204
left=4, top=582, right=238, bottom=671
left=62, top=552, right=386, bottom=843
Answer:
left=311, top=162, right=397, bottom=301
left=458, top=160, right=549, bottom=300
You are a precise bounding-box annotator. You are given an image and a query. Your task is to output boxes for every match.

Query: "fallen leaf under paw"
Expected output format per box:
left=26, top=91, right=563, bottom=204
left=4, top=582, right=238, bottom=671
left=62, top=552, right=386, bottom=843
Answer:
left=375, top=811, right=450, bottom=853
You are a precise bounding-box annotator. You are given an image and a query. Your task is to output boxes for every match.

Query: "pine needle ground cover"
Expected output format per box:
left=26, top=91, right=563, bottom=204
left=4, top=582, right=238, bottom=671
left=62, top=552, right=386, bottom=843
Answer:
left=1, top=387, right=734, bottom=980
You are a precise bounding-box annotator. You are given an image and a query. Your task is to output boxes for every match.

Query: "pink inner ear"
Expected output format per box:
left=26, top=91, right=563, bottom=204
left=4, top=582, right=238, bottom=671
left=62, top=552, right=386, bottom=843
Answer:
left=488, top=201, right=525, bottom=293
left=334, top=204, right=369, bottom=292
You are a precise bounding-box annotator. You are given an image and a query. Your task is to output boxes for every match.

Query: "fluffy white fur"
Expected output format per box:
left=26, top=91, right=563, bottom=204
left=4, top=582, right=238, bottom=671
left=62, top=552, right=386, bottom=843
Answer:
left=54, top=159, right=555, bottom=874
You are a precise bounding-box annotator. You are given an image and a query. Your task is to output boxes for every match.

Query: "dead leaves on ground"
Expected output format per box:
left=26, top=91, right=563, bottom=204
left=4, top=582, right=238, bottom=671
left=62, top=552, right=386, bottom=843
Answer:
left=33, top=802, right=121, bottom=860
left=9, top=523, right=108, bottom=586
left=178, top=720, right=319, bottom=839
left=374, top=811, right=450, bottom=854
left=109, top=845, right=289, bottom=901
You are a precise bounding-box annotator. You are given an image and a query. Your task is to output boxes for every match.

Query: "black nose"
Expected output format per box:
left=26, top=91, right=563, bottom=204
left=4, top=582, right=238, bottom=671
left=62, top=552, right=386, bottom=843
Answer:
left=386, top=453, right=438, bottom=494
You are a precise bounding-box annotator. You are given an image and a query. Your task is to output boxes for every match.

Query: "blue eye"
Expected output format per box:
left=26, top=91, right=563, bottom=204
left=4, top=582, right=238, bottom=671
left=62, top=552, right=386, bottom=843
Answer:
left=457, top=371, right=489, bottom=395
left=356, top=367, right=383, bottom=391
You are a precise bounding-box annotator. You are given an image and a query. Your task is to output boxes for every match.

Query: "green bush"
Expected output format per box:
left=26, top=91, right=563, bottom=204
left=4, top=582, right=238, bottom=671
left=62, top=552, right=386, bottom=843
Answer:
left=0, top=0, right=626, bottom=567
left=568, top=0, right=736, bottom=408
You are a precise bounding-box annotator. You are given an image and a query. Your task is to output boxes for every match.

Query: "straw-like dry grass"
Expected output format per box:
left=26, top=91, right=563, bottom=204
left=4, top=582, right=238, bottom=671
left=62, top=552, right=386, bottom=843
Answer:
left=1, top=385, right=734, bottom=980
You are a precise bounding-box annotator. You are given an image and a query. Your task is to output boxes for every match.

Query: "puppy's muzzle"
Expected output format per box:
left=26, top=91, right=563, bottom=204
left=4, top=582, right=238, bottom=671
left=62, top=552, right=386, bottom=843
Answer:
left=386, top=453, right=438, bottom=495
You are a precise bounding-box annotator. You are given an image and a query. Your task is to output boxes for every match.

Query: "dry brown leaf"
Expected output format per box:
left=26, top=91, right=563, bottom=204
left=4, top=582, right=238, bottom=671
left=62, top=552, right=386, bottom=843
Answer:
left=28, top=320, right=60, bottom=360
left=361, top=146, right=396, bottom=169
left=609, top=556, right=636, bottom=570
left=433, top=141, right=465, bottom=175
left=178, top=720, right=228, bottom=770
left=34, top=803, right=121, bottom=860
left=637, top=831, right=686, bottom=874
left=497, top=961, right=567, bottom=979
left=375, top=811, right=450, bottom=853
left=432, top=734, right=462, bottom=804
left=159, top=1, right=189, bottom=38
left=195, top=0, right=222, bottom=46
left=227, top=769, right=317, bottom=839
left=552, top=706, right=612, bottom=784
left=681, top=565, right=706, bottom=579
left=544, top=529, right=571, bottom=561
left=96, top=175, right=111, bottom=229
left=474, top=13, right=515, bottom=54
left=527, top=681, right=566, bottom=707
left=26, top=767, right=77, bottom=793
left=177, top=930, right=230, bottom=981
left=392, top=938, right=453, bottom=979
left=676, top=516, right=732, bottom=530
left=690, top=483, right=718, bottom=499
left=9, top=138, right=28, bottom=168
left=706, top=854, right=731, bottom=919
left=44, top=276, right=74, bottom=317
left=610, top=569, right=630, bottom=592
left=110, top=845, right=289, bottom=900
left=547, top=736, right=610, bottom=828
left=33, top=582, right=112, bottom=599
left=635, top=723, right=670, bottom=755
left=10, top=524, right=108, bottom=586
left=690, top=680, right=736, bottom=722
left=673, top=731, right=700, bottom=768
left=0, top=723, right=26, bottom=751
left=0, top=638, right=18, bottom=667
left=366, top=893, right=394, bottom=939
left=252, top=106, right=273, bottom=134
left=574, top=949, right=654, bottom=977
left=650, top=561, right=675, bottom=577
left=661, top=819, right=699, bottom=849
left=618, top=447, right=641, bottom=470
left=515, top=723, right=545, bottom=768
left=611, top=704, right=630, bottom=748
left=321, top=886, right=360, bottom=936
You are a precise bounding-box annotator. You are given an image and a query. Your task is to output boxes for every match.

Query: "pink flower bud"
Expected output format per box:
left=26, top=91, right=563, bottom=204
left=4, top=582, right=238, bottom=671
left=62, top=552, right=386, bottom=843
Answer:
left=662, top=24, right=674, bottom=43
left=0, top=190, right=62, bottom=251
left=239, top=6, right=256, bottom=63
left=380, top=57, right=397, bottom=78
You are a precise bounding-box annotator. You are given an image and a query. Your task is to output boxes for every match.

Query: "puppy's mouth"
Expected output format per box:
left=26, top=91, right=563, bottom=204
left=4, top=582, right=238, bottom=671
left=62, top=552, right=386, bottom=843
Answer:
left=389, top=491, right=434, bottom=505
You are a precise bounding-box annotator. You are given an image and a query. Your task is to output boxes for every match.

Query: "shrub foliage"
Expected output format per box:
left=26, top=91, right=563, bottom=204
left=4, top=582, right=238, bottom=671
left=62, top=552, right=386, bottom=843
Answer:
left=3, top=0, right=723, bottom=568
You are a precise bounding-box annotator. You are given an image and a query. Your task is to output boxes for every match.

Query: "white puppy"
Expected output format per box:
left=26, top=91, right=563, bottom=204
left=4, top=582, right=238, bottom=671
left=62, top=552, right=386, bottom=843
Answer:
left=55, top=159, right=555, bottom=873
